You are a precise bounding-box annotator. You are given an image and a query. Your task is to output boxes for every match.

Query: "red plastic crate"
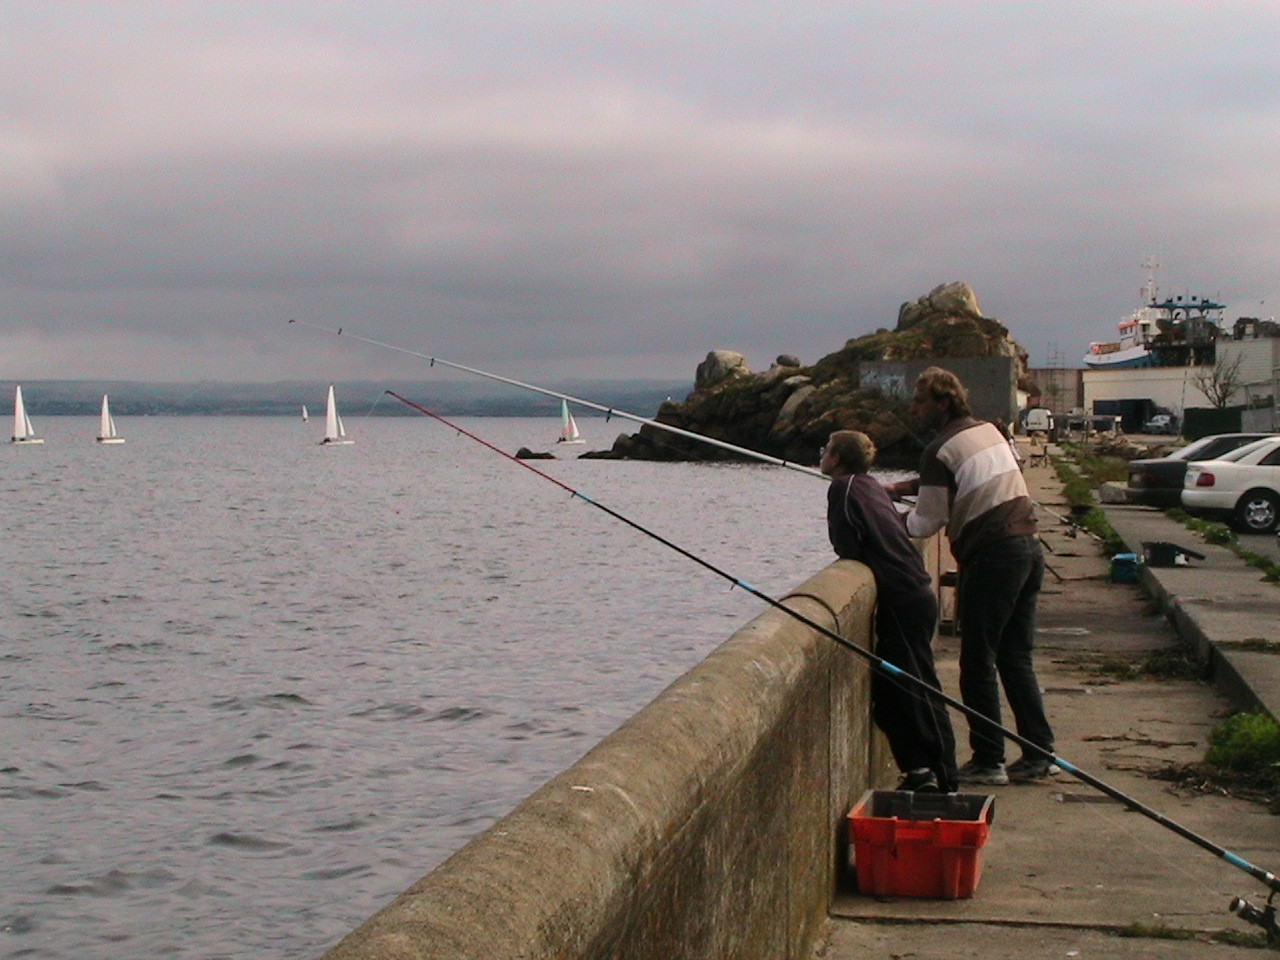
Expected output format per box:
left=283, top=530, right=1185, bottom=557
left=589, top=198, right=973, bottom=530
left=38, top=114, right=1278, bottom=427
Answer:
left=847, top=790, right=995, bottom=899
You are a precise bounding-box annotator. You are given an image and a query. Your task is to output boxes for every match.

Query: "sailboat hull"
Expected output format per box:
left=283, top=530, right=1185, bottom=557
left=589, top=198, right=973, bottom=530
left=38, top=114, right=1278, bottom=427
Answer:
left=96, top=437, right=126, bottom=444
left=11, top=437, right=44, bottom=445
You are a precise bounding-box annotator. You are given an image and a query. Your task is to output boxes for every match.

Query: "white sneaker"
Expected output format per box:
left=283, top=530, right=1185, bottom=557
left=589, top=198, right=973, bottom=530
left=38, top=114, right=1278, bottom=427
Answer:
left=957, top=760, right=1009, bottom=786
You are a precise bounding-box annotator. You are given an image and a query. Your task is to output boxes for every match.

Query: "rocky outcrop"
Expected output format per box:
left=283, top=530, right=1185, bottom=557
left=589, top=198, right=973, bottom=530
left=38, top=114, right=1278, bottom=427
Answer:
left=594, top=282, right=1035, bottom=467
left=695, top=350, right=753, bottom=390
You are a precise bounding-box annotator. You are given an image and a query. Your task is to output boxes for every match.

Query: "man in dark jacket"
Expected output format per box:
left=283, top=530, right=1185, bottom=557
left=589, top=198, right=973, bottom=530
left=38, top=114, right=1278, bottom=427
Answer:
left=821, top=429, right=957, bottom=793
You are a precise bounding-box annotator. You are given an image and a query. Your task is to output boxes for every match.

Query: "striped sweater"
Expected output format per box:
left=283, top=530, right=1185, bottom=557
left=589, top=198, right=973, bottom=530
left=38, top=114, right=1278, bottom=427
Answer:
left=904, top=417, right=1036, bottom=562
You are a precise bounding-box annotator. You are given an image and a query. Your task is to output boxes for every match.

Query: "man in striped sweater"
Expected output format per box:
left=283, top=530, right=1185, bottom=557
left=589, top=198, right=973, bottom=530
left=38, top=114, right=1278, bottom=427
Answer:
left=885, top=367, right=1055, bottom=786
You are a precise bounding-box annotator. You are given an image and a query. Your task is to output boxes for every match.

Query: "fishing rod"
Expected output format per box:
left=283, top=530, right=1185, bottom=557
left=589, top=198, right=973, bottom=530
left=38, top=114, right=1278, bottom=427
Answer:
left=384, top=390, right=1280, bottom=925
left=288, top=320, right=825, bottom=479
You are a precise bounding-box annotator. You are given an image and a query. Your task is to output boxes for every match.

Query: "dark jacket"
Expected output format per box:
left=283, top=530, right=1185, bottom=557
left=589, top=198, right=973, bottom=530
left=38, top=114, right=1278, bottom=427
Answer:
left=827, top=473, right=933, bottom=603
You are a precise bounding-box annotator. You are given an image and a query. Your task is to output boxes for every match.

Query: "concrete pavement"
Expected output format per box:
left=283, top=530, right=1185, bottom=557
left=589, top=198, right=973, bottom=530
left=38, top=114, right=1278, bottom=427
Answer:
left=817, top=455, right=1280, bottom=958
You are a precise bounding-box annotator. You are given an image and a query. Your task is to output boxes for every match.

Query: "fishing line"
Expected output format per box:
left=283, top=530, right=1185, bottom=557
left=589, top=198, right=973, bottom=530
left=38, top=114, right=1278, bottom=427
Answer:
left=286, top=323, right=1106, bottom=543
left=384, top=390, right=1280, bottom=906
left=287, top=320, right=825, bottom=478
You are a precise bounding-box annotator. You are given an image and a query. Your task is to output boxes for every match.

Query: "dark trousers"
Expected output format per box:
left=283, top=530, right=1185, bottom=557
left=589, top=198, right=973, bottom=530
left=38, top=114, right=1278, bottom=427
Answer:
left=956, top=534, right=1055, bottom=766
left=872, top=587, right=958, bottom=792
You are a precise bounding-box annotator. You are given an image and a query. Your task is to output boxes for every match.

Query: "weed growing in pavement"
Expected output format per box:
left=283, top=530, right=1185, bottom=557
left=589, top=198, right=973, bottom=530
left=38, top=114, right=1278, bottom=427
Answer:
left=1117, top=921, right=1268, bottom=947
left=1115, top=922, right=1197, bottom=941
left=1052, top=447, right=1127, bottom=554
left=1140, top=646, right=1201, bottom=680
left=1060, top=445, right=1130, bottom=484
left=1080, top=646, right=1201, bottom=682
left=1160, top=711, right=1280, bottom=814
left=1077, top=508, right=1126, bottom=555
left=1219, top=637, right=1280, bottom=652
left=1166, top=509, right=1280, bottom=581
left=1207, top=711, right=1280, bottom=771
left=1087, top=654, right=1140, bottom=680
left=1166, top=508, right=1238, bottom=545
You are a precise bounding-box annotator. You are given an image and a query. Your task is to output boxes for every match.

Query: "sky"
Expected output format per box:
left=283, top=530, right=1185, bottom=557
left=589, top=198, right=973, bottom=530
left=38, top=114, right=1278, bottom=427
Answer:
left=4, top=1, right=1280, bottom=384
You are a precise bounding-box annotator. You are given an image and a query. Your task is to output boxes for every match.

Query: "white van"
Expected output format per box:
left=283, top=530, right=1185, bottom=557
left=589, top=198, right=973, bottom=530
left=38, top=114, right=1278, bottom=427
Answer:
left=1024, top=407, right=1054, bottom=433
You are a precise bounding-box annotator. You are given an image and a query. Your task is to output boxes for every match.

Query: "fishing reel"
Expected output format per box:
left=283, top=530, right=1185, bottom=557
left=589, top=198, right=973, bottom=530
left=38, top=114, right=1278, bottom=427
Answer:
left=1229, top=893, right=1278, bottom=945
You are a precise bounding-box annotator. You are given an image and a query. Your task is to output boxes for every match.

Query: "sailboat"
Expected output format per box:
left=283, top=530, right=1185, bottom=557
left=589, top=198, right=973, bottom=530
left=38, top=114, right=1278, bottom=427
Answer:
left=11, top=385, right=44, bottom=444
left=301, top=404, right=309, bottom=423
left=319, top=385, right=354, bottom=445
left=96, top=394, right=125, bottom=444
left=556, top=399, right=585, bottom=445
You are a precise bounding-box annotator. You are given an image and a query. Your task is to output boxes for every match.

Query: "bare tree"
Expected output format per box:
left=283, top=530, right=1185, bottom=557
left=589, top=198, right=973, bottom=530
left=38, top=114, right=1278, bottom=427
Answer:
left=1192, top=352, right=1246, bottom=408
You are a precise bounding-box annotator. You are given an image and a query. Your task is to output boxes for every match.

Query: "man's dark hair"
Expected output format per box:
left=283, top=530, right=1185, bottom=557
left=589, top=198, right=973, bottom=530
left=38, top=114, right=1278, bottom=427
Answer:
left=916, top=366, right=972, bottom=419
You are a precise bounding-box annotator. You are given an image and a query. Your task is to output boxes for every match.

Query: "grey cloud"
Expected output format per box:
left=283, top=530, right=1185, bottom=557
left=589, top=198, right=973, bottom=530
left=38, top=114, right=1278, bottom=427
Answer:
left=4, top=2, right=1280, bottom=382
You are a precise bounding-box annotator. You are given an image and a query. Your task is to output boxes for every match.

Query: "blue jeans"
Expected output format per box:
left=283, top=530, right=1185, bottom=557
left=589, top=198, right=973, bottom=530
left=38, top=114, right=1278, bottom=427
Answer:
left=956, top=534, right=1054, bottom=766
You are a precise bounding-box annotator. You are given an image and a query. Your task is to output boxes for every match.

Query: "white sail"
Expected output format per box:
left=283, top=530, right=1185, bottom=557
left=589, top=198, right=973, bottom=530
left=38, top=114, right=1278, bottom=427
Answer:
left=11, top=385, right=44, bottom=444
left=319, top=385, right=354, bottom=445
left=97, top=394, right=125, bottom=443
left=302, top=404, right=309, bottom=422
left=556, top=399, right=585, bottom=444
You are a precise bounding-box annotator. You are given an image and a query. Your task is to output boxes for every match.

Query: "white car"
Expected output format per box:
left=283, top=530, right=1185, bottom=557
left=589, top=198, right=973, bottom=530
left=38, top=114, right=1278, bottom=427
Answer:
left=1183, top=436, right=1280, bottom=533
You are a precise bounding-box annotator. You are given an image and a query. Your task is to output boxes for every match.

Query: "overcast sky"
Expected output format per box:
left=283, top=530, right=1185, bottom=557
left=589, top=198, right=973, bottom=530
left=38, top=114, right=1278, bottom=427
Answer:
left=4, top=2, right=1280, bottom=384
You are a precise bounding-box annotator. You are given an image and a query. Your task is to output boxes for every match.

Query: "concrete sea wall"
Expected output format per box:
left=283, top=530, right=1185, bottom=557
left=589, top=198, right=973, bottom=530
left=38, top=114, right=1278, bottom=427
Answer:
left=320, top=543, right=948, bottom=960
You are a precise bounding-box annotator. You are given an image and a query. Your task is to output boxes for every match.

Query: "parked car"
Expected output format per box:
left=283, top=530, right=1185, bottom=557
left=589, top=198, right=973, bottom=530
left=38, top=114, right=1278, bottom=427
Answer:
left=1142, top=413, right=1178, bottom=435
left=1183, top=436, right=1280, bottom=533
left=1126, top=433, right=1277, bottom=508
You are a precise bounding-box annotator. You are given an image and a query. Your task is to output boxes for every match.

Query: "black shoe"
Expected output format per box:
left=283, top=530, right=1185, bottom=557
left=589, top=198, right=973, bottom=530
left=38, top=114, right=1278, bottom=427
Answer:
left=1006, top=756, right=1056, bottom=782
left=896, top=768, right=941, bottom=792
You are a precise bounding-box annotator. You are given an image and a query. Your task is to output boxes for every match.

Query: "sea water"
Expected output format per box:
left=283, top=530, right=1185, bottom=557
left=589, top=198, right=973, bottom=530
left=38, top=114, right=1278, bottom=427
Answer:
left=1, top=415, right=840, bottom=960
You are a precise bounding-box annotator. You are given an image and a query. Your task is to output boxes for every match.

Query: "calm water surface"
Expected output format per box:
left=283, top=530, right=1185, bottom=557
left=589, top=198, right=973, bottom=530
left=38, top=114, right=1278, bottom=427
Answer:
left=1, top=415, right=839, bottom=960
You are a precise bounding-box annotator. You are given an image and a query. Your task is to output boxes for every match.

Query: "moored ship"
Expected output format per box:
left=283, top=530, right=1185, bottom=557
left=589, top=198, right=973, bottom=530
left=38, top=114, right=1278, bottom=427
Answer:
left=1084, top=265, right=1224, bottom=369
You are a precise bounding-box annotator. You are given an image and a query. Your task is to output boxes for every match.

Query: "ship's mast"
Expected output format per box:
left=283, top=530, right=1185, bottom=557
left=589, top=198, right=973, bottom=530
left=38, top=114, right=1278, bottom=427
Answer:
left=1140, top=256, right=1159, bottom=306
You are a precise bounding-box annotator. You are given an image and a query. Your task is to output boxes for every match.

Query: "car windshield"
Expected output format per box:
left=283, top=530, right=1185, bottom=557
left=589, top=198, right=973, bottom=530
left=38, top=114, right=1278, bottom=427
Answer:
left=1170, top=435, right=1230, bottom=461
left=1170, top=434, right=1274, bottom=461
left=1216, top=438, right=1279, bottom=462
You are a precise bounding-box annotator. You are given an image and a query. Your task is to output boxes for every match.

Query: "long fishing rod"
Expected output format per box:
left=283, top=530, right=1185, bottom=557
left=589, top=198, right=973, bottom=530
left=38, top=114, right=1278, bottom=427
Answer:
left=385, top=390, right=1280, bottom=914
left=288, top=320, right=825, bottom=478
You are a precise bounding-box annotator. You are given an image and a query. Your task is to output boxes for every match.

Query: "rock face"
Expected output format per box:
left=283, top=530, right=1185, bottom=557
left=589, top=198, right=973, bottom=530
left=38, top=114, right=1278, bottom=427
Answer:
left=601, top=282, right=1033, bottom=467
left=695, top=350, right=752, bottom=390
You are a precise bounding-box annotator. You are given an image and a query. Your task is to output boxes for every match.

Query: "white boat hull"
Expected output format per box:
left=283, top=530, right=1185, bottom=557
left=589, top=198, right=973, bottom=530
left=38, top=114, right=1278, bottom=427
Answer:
left=1082, top=343, right=1158, bottom=369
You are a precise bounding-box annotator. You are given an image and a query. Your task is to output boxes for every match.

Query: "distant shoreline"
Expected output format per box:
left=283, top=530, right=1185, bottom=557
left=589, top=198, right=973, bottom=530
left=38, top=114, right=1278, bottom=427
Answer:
left=3, top=378, right=691, bottom=419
